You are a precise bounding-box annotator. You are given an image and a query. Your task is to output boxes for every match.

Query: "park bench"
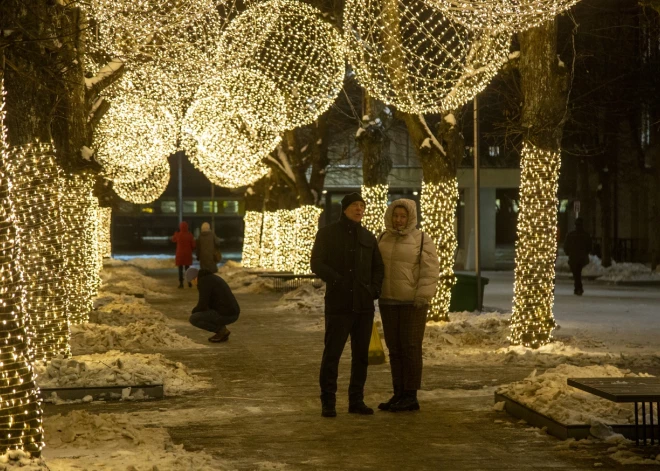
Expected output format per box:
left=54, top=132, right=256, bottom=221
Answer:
left=257, top=272, right=322, bottom=292
left=568, top=377, right=660, bottom=445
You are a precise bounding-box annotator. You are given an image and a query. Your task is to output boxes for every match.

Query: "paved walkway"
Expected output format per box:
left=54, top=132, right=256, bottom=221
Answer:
left=45, top=268, right=643, bottom=470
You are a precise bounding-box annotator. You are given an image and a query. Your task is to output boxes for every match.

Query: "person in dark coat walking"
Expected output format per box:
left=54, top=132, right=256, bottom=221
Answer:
left=563, top=218, right=592, bottom=296
left=196, top=222, right=222, bottom=273
left=185, top=267, right=240, bottom=342
left=311, top=192, right=385, bottom=418
left=172, top=221, right=195, bottom=288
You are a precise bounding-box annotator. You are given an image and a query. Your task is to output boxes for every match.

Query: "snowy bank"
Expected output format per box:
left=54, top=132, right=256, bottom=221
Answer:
left=104, top=256, right=176, bottom=271
left=556, top=255, right=660, bottom=282
left=217, top=261, right=276, bottom=294
left=42, top=410, right=228, bottom=471
left=35, top=351, right=208, bottom=396
left=100, top=265, right=173, bottom=299
left=93, top=291, right=168, bottom=325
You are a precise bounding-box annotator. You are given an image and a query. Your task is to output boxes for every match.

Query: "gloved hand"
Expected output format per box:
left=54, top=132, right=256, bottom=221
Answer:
left=413, top=297, right=428, bottom=308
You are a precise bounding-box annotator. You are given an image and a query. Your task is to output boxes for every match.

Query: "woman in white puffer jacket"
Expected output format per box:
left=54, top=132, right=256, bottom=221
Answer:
left=377, top=198, right=439, bottom=412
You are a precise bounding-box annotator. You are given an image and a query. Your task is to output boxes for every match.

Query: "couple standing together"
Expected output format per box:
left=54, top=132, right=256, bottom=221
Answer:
left=311, top=193, right=439, bottom=418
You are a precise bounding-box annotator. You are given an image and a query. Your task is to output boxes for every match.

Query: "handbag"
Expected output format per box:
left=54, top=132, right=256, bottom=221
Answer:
left=213, top=250, right=223, bottom=263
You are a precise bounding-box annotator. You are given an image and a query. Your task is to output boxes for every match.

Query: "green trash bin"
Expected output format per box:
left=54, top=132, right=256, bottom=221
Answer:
left=449, top=272, right=489, bottom=312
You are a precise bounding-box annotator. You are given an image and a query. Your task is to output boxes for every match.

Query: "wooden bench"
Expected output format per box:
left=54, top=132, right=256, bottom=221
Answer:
left=568, top=377, right=660, bottom=445
left=257, top=272, right=322, bottom=292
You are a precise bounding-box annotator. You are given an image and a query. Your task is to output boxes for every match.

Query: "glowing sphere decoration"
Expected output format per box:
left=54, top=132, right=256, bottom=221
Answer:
left=94, top=94, right=177, bottom=183
left=343, top=0, right=510, bottom=114
left=423, top=0, right=580, bottom=33
left=219, top=0, right=346, bottom=129
left=113, top=159, right=171, bottom=204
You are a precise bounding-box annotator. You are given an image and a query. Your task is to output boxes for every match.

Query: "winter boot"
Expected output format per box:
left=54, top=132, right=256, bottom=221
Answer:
left=321, top=394, right=336, bottom=418
left=208, top=327, right=230, bottom=343
left=348, top=402, right=374, bottom=415
left=389, top=390, right=420, bottom=412
left=178, top=282, right=184, bottom=289
left=378, top=386, right=403, bottom=411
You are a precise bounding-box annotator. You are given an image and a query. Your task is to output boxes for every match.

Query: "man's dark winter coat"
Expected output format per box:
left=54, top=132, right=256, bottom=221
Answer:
left=311, top=213, right=385, bottom=314
left=564, top=227, right=592, bottom=268
left=192, top=270, right=240, bottom=316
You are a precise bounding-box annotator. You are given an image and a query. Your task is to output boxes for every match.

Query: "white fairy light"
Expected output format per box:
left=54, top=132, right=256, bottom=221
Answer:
left=293, top=205, right=323, bottom=275
left=361, top=184, right=389, bottom=237
left=343, top=0, right=511, bottom=114
left=112, top=159, right=170, bottom=204
left=241, top=211, right=263, bottom=269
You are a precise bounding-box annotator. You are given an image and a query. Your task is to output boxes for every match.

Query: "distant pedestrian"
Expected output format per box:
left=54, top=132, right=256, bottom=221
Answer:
left=172, top=221, right=195, bottom=289
left=185, top=267, right=240, bottom=343
left=311, top=192, right=385, bottom=418
left=377, top=199, right=439, bottom=412
left=563, top=218, right=592, bottom=296
left=196, top=222, right=222, bottom=273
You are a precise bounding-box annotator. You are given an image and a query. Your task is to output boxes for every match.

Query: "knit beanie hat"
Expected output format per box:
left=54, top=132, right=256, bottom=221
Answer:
left=185, top=267, right=199, bottom=283
left=341, top=192, right=366, bottom=212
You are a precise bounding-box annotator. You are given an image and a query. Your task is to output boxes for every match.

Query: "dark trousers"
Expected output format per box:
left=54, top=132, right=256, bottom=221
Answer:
left=319, top=312, right=374, bottom=405
left=178, top=265, right=190, bottom=284
left=189, top=309, right=239, bottom=333
left=380, top=304, right=427, bottom=391
left=569, top=262, right=584, bottom=293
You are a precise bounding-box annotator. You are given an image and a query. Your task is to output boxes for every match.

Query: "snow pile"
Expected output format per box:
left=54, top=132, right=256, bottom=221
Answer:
left=42, top=410, right=228, bottom=471
left=125, top=256, right=176, bottom=271
left=100, top=265, right=173, bottom=298
left=0, top=451, right=46, bottom=471
left=497, top=364, right=646, bottom=425
left=218, top=262, right=276, bottom=294
left=556, top=255, right=606, bottom=277
left=70, top=322, right=202, bottom=354
left=275, top=283, right=325, bottom=313
left=35, top=351, right=208, bottom=396
left=93, top=292, right=167, bottom=325
left=425, top=311, right=511, bottom=349
left=556, top=255, right=659, bottom=282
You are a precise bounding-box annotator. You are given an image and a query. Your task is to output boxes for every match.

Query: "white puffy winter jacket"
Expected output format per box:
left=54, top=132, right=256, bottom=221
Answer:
left=378, top=198, right=439, bottom=303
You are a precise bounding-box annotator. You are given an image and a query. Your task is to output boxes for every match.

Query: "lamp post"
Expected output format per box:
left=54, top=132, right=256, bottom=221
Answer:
left=474, top=96, right=482, bottom=311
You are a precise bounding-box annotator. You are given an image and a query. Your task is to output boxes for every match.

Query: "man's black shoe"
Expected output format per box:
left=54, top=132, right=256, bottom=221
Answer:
left=321, top=404, right=337, bottom=418
left=348, top=402, right=374, bottom=415
left=378, top=394, right=402, bottom=411
left=389, top=396, right=420, bottom=412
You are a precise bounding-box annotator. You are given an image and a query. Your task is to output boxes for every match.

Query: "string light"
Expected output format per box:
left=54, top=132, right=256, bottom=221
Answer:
left=293, top=205, right=323, bottom=275
left=4, top=143, right=70, bottom=361
left=424, top=0, right=580, bottom=33
left=420, top=179, right=459, bottom=322
left=273, top=210, right=297, bottom=272
left=180, top=84, right=276, bottom=189
left=97, top=207, right=113, bottom=260
left=259, top=212, right=278, bottom=270
left=219, top=0, right=345, bottom=129
left=343, top=0, right=510, bottom=114
left=112, top=159, right=170, bottom=204
left=94, top=94, right=177, bottom=184
left=0, top=79, right=45, bottom=456
left=361, top=184, right=389, bottom=237
left=510, top=143, right=560, bottom=348
left=241, top=211, right=263, bottom=269
left=84, top=196, right=103, bottom=319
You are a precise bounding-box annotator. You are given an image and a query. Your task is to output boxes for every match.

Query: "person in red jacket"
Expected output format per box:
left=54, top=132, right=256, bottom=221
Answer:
left=172, top=221, right=196, bottom=288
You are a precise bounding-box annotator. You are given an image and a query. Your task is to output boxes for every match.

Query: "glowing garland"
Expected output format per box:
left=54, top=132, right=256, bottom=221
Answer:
left=273, top=210, right=297, bottom=272
left=0, top=78, right=45, bottom=456
left=259, top=212, right=278, bottom=270
left=420, top=179, right=459, bottom=321
left=97, top=207, right=113, bottom=260
left=112, top=159, right=170, bottom=204
left=424, top=0, right=580, bottom=33
left=84, top=197, right=103, bottom=315
left=361, top=184, right=389, bottom=237
left=343, top=0, right=510, bottom=114
left=4, top=143, right=70, bottom=361
left=241, top=211, right=263, bottom=269
left=94, top=94, right=177, bottom=184
left=510, top=143, right=560, bottom=348
left=293, top=205, right=323, bottom=275
left=219, top=0, right=345, bottom=129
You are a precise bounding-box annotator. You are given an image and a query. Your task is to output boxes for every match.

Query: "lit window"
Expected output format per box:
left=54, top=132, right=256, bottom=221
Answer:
left=118, top=202, right=134, bottom=213
left=161, top=201, right=177, bottom=213
left=559, top=200, right=569, bottom=213
left=223, top=201, right=239, bottom=214
left=183, top=201, right=197, bottom=213
left=141, top=206, right=154, bottom=214
left=488, top=146, right=500, bottom=157
left=203, top=201, right=219, bottom=213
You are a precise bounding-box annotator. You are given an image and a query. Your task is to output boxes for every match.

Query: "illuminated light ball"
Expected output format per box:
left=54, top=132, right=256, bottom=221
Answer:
left=509, top=142, right=560, bottom=348
left=181, top=92, right=277, bottom=189
left=219, top=0, right=345, bottom=129
left=343, top=0, right=511, bottom=114
left=420, top=179, right=459, bottom=322
left=94, top=95, right=177, bottom=183
left=361, top=184, right=389, bottom=237
left=113, top=159, right=170, bottom=204
left=89, top=0, right=218, bottom=58
left=423, top=0, right=580, bottom=33
left=242, top=211, right=264, bottom=269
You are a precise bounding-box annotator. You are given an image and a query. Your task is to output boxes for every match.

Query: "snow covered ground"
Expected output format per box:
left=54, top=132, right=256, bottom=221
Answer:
left=556, top=255, right=660, bottom=282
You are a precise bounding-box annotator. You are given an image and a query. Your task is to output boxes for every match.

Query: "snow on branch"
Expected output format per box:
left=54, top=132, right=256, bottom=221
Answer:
left=85, top=59, right=124, bottom=91
left=417, top=114, right=446, bottom=155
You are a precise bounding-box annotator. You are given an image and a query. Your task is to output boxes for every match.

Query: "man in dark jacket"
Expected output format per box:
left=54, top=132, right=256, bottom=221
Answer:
left=185, top=267, right=240, bottom=342
left=563, top=218, right=592, bottom=296
left=311, top=192, right=385, bottom=418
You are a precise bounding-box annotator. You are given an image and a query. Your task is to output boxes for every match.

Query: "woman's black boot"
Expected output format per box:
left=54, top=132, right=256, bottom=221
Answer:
left=378, top=385, right=402, bottom=411
left=389, top=390, right=420, bottom=412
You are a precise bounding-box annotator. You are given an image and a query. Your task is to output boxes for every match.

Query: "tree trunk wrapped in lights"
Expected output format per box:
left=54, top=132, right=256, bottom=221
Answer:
left=361, top=184, right=389, bottom=236
left=402, top=112, right=464, bottom=322
left=97, top=207, right=113, bottom=260
left=510, top=18, right=569, bottom=348
left=0, top=81, right=45, bottom=456
left=242, top=211, right=264, bottom=269
left=259, top=211, right=278, bottom=270
left=273, top=209, right=297, bottom=272
left=84, top=196, right=103, bottom=308
left=4, top=143, right=70, bottom=361
left=293, top=205, right=323, bottom=275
